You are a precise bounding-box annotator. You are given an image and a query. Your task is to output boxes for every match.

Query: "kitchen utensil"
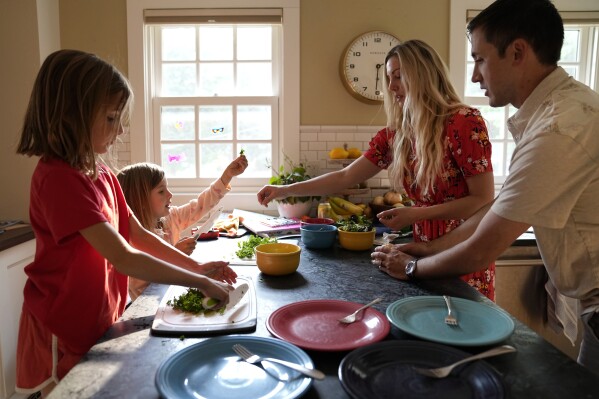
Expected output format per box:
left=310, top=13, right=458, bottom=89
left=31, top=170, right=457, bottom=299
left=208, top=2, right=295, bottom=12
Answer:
left=194, top=206, right=224, bottom=238
left=413, top=345, right=516, bottom=378
left=232, top=344, right=325, bottom=380
left=226, top=283, right=249, bottom=310
left=338, top=297, right=383, bottom=324
left=443, top=295, right=458, bottom=326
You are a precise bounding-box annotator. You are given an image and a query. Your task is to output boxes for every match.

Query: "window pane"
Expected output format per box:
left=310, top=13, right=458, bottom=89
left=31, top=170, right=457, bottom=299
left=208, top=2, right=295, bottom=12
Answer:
left=199, top=26, right=233, bottom=60
left=162, top=64, right=197, bottom=96
left=237, top=62, right=272, bottom=95
left=160, top=106, right=195, bottom=140
left=465, top=63, right=484, bottom=97
left=199, top=63, right=234, bottom=96
left=478, top=105, right=507, bottom=140
left=199, top=106, right=233, bottom=140
left=162, top=27, right=196, bottom=61
left=490, top=145, right=505, bottom=177
left=161, top=144, right=196, bottom=178
left=237, top=26, right=272, bottom=60
left=199, top=143, right=233, bottom=178
left=562, top=65, right=578, bottom=79
left=238, top=105, right=271, bottom=139
left=561, top=29, right=580, bottom=62
left=237, top=143, right=272, bottom=178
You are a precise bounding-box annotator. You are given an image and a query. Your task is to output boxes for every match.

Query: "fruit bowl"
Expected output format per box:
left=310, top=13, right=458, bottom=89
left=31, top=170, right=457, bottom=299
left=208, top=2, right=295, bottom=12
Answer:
left=338, top=228, right=376, bottom=251
left=254, top=243, right=302, bottom=276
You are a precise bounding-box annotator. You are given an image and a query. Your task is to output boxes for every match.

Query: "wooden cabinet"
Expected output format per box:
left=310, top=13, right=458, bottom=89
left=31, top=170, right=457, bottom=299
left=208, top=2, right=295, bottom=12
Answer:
left=495, top=256, right=582, bottom=360
left=0, top=239, right=34, bottom=399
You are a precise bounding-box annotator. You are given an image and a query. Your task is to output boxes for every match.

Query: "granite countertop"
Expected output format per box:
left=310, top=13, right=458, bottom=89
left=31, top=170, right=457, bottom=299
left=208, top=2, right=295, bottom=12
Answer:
left=48, top=236, right=599, bottom=399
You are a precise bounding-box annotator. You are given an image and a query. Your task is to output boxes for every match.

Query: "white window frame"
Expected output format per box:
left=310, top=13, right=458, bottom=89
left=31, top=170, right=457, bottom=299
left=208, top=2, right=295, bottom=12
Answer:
left=126, top=0, right=299, bottom=211
left=449, top=0, right=599, bottom=188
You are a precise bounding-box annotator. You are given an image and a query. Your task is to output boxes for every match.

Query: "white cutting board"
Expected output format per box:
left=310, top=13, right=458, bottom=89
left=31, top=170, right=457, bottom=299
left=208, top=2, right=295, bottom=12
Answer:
left=151, top=276, right=256, bottom=336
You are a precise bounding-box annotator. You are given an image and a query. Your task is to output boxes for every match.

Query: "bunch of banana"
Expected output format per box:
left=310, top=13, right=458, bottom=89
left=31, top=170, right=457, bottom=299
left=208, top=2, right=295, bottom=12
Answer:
left=328, top=196, right=364, bottom=217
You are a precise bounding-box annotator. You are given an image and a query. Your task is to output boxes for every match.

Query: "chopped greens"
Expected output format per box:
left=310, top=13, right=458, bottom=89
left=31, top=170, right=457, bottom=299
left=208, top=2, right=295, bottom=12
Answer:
left=166, top=288, right=225, bottom=315
left=239, top=148, right=245, bottom=155
left=235, top=235, right=277, bottom=259
left=337, top=214, right=374, bottom=232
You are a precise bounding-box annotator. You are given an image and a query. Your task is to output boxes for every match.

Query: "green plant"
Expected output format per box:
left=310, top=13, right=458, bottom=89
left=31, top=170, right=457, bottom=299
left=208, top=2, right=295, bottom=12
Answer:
left=268, top=155, right=321, bottom=204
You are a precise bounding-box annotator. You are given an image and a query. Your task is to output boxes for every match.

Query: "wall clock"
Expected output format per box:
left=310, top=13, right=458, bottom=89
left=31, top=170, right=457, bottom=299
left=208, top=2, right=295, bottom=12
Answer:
left=340, top=31, right=401, bottom=104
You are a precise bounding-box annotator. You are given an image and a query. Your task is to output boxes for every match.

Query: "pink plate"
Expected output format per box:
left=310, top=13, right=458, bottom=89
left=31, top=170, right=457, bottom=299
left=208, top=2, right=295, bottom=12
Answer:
left=266, top=299, right=390, bottom=351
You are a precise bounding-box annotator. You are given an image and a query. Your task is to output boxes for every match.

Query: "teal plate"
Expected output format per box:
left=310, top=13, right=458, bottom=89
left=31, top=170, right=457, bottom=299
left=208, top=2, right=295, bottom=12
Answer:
left=386, top=296, right=515, bottom=346
left=155, top=335, right=313, bottom=399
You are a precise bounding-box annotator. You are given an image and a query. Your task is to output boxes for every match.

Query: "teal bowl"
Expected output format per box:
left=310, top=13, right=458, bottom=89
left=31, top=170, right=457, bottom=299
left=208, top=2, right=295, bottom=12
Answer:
left=300, top=224, right=337, bottom=249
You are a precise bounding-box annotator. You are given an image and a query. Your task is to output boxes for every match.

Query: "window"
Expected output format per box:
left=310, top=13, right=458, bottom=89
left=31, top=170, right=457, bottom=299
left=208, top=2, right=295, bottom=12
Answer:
left=450, top=0, right=599, bottom=185
left=126, top=1, right=300, bottom=205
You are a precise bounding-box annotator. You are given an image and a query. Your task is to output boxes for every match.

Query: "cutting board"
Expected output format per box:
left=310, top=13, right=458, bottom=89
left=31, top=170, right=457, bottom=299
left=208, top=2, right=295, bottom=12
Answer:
left=151, top=276, right=256, bottom=336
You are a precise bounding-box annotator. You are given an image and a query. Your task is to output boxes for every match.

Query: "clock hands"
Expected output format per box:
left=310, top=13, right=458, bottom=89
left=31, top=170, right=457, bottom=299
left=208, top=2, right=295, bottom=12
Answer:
left=375, top=63, right=382, bottom=91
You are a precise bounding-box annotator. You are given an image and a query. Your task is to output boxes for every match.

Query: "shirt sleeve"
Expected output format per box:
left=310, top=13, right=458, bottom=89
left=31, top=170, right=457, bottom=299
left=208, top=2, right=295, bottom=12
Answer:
left=446, top=109, right=493, bottom=178
left=363, top=127, right=395, bottom=169
left=34, top=168, right=108, bottom=245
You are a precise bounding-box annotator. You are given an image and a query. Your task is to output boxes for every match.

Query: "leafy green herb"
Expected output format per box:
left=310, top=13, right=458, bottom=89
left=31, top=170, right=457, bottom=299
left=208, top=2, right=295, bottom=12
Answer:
left=166, top=288, right=226, bottom=315
left=239, top=148, right=245, bottom=155
left=235, top=235, right=277, bottom=259
left=337, top=214, right=374, bottom=232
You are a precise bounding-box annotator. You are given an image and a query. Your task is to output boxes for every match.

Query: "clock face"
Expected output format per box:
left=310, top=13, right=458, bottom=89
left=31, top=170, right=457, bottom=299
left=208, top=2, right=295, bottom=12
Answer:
left=340, top=31, right=401, bottom=104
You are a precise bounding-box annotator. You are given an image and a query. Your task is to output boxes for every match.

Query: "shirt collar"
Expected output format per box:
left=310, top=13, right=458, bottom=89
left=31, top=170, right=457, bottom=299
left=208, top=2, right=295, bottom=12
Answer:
left=507, top=67, right=570, bottom=141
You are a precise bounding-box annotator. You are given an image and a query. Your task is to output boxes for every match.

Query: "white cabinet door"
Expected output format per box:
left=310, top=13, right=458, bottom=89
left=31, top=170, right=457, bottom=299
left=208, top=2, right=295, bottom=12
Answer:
left=0, top=240, right=34, bottom=399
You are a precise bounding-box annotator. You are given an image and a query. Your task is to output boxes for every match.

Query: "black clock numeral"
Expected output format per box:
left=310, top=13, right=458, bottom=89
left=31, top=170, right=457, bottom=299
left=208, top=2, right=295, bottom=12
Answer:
left=375, top=90, right=381, bottom=95
left=352, top=51, right=361, bottom=57
left=361, top=42, right=368, bottom=47
left=362, top=86, right=368, bottom=92
left=353, top=77, right=359, bottom=82
left=374, top=38, right=382, bottom=43
left=349, top=64, right=355, bottom=69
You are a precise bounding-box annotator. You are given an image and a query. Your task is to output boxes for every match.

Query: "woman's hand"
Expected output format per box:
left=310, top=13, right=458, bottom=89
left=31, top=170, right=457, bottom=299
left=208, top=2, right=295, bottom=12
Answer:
left=193, top=261, right=238, bottom=285
left=377, top=206, right=418, bottom=231
left=257, top=185, right=288, bottom=206
left=370, top=244, right=414, bottom=280
left=175, top=236, right=197, bottom=255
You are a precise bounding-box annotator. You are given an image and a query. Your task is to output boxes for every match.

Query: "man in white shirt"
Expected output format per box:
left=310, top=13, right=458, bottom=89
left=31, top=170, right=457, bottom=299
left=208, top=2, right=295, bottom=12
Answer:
left=371, top=0, right=599, bottom=375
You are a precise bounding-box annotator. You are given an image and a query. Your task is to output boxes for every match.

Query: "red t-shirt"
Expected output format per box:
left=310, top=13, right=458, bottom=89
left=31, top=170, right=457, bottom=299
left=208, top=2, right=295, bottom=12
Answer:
left=24, top=158, right=130, bottom=355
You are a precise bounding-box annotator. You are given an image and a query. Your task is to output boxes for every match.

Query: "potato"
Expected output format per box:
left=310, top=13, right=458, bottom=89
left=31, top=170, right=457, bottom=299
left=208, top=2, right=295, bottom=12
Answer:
left=383, top=191, right=403, bottom=205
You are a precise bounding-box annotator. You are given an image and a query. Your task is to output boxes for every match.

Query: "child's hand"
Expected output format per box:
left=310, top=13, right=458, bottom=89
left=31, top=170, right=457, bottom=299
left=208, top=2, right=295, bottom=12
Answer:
left=175, top=236, right=197, bottom=255
left=194, top=261, right=238, bottom=285
left=221, top=155, right=249, bottom=185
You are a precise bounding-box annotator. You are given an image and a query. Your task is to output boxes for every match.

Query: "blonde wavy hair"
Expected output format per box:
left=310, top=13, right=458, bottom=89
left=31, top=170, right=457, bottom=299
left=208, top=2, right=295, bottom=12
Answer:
left=117, top=163, right=165, bottom=231
left=383, top=40, right=467, bottom=194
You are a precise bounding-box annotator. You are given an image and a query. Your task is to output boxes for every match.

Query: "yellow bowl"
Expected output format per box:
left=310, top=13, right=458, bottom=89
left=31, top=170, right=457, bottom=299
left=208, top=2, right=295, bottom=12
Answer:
left=338, top=229, right=376, bottom=251
left=254, top=243, right=301, bottom=276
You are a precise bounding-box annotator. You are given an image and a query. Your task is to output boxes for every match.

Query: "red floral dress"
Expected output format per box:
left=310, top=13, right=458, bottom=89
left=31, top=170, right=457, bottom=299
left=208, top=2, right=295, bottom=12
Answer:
left=364, top=107, right=495, bottom=300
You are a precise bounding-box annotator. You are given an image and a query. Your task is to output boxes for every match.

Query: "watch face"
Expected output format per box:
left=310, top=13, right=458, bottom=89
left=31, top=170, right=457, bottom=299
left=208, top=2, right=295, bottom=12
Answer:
left=340, top=31, right=401, bottom=104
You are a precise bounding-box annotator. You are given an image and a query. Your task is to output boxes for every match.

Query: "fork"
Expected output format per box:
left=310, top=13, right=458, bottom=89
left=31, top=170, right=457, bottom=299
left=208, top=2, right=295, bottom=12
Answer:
left=338, top=297, right=383, bottom=324
left=232, top=344, right=325, bottom=380
left=413, top=345, right=516, bottom=378
left=443, top=295, right=458, bottom=326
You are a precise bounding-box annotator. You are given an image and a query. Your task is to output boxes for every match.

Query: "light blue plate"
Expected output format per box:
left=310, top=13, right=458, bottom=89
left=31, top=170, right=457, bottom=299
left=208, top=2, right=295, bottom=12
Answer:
left=155, top=335, right=314, bottom=399
left=386, top=296, right=515, bottom=346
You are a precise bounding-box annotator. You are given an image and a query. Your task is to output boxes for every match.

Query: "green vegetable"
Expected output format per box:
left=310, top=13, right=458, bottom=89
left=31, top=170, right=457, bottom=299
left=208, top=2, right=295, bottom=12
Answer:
left=337, top=214, right=374, bottom=232
left=235, top=235, right=277, bottom=259
left=239, top=148, right=245, bottom=155
left=166, top=288, right=226, bottom=315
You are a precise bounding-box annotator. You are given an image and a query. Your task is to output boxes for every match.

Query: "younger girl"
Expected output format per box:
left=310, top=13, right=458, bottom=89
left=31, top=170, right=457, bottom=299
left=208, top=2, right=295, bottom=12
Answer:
left=118, top=156, right=248, bottom=300
left=15, top=49, right=236, bottom=398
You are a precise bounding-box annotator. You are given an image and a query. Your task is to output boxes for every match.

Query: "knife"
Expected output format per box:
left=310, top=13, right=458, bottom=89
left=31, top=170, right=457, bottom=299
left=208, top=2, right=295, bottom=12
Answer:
left=194, top=206, right=224, bottom=238
left=226, top=282, right=249, bottom=310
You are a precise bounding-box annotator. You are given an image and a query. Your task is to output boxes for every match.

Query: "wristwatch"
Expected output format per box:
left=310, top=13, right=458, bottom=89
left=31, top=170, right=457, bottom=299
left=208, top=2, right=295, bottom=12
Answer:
left=405, top=258, right=418, bottom=280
